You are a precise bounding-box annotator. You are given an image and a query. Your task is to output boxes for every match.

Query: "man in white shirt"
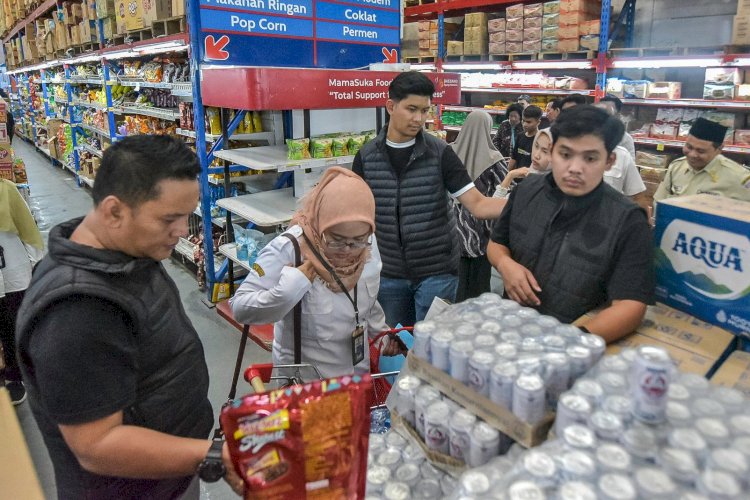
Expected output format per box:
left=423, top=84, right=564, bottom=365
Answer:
left=598, top=95, right=636, bottom=160
left=604, top=145, right=647, bottom=207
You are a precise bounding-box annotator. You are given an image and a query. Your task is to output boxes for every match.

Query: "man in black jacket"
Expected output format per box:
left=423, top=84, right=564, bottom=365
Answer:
left=488, top=106, right=654, bottom=342
left=352, top=71, right=506, bottom=325
left=16, top=136, right=242, bottom=498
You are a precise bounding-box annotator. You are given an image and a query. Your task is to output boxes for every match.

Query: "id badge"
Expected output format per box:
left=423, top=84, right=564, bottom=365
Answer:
left=351, top=323, right=365, bottom=366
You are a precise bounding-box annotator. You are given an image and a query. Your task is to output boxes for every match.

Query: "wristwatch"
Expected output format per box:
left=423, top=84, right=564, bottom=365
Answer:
left=197, top=439, right=226, bottom=482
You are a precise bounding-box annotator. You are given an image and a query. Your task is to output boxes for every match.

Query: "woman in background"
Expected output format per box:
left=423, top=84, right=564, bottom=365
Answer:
left=450, top=110, right=508, bottom=301
left=493, top=103, right=524, bottom=158
left=0, top=178, right=43, bottom=404
left=493, top=128, right=553, bottom=199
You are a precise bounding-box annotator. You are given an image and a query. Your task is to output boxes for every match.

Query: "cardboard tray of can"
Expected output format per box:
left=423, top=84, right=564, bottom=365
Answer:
left=406, top=354, right=555, bottom=448
left=390, top=411, right=466, bottom=476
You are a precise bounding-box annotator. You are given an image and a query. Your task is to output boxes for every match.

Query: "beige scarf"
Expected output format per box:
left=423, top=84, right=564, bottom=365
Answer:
left=450, top=110, right=504, bottom=180
left=0, top=179, right=43, bottom=249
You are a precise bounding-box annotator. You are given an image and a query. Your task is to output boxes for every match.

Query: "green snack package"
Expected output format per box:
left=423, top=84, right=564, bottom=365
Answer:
left=286, top=138, right=311, bottom=160
left=310, top=138, right=333, bottom=158
left=332, top=136, right=350, bottom=157
left=347, top=135, right=366, bottom=156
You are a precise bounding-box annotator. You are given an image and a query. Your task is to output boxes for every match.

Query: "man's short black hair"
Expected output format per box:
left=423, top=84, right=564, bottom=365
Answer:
left=548, top=99, right=563, bottom=111
left=389, top=71, right=435, bottom=101
left=506, top=103, right=524, bottom=121
left=523, top=105, right=543, bottom=120
left=551, top=105, right=625, bottom=154
left=560, top=94, right=587, bottom=109
left=92, top=135, right=201, bottom=207
left=601, top=94, right=623, bottom=113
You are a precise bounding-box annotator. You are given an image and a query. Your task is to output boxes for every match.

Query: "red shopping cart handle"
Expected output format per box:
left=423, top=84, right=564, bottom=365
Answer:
left=244, top=363, right=274, bottom=384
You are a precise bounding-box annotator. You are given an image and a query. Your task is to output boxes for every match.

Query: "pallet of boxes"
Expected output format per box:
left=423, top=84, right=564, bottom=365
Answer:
left=503, top=3, right=543, bottom=55
left=732, top=0, right=750, bottom=46
left=115, top=0, right=182, bottom=39
left=463, top=12, right=488, bottom=57
left=558, top=0, right=601, bottom=53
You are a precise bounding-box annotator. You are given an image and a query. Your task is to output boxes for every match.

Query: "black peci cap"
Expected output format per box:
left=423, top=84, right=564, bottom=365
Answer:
left=689, top=117, right=728, bottom=144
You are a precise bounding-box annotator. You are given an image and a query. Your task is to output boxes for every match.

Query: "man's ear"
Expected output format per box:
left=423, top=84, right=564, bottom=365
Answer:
left=97, top=195, right=128, bottom=228
left=605, top=151, right=617, bottom=171
left=385, top=99, right=395, bottom=116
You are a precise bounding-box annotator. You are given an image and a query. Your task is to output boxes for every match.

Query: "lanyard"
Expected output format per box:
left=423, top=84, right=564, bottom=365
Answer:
left=301, top=232, right=360, bottom=325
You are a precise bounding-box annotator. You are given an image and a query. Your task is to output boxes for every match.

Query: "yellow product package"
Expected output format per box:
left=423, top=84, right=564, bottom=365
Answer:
left=286, top=138, right=311, bottom=160
left=332, top=136, right=350, bottom=157
left=310, top=138, right=333, bottom=158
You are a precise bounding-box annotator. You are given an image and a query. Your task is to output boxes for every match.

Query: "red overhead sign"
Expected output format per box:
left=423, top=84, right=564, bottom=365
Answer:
left=200, top=67, right=461, bottom=110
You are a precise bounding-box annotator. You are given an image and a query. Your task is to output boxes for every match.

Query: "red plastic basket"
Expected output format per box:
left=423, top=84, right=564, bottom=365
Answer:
left=369, top=327, right=412, bottom=408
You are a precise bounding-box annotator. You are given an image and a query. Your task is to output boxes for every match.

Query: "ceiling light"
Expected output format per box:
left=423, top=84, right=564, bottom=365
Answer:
left=513, top=60, right=593, bottom=70
left=611, top=57, right=723, bottom=69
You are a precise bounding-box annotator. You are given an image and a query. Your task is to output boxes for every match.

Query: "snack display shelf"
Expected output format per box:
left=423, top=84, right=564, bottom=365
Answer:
left=214, top=145, right=354, bottom=173
left=177, top=128, right=275, bottom=144
left=67, top=78, right=105, bottom=85
left=193, top=206, right=246, bottom=228
left=118, top=104, right=180, bottom=121
left=171, top=82, right=193, bottom=97
left=462, top=87, right=594, bottom=96
left=78, top=122, right=111, bottom=137
left=71, top=99, right=107, bottom=110
left=216, top=187, right=298, bottom=227
left=118, top=79, right=176, bottom=89
left=444, top=105, right=507, bottom=115
left=218, top=243, right=252, bottom=272
left=633, top=137, right=750, bottom=154
left=41, top=79, right=65, bottom=85
left=207, top=172, right=279, bottom=192
left=78, top=174, right=95, bottom=188
left=78, top=143, right=103, bottom=158
left=622, top=98, right=750, bottom=110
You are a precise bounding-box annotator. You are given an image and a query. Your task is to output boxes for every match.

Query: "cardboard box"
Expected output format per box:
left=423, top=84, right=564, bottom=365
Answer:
left=544, top=0, right=560, bottom=14
left=0, top=389, right=44, bottom=500
left=489, top=31, right=506, bottom=43
left=446, top=40, right=463, bottom=56
left=579, top=19, right=600, bottom=35
left=506, top=29, right=523, bottom=42
left=705, top=67, right=744, bottom=85
left=580, top=34, right=599, bottom=50
left=96, top=0, right=115, bottom=18
left=524, top=2, right=543, bottom=17
left=542, top=26, right=558, bottom=39
left=635, top=150, right=672, bottom=169
left=523, top=40, right=541, bottom=52
left=118, top=0, right=144, bottom=31
left=647, top=81, right=682, bottom=100
left=99, top=16, right=116, bottom=38
left=710, top=351, right=750, bottom=397
left=733, top=15, right=750, bottom=45
left=0, top=123, right=8, bottom=143
left=0, top=142, right=12, bottom=165
left=560, top=0, right=600, bottom=14
left=464, top=26, right=488, bottom=43
left=69, top=25, right=80, bottom=45
left=558, top=37, right=579, bottom=51
left=558, top=25, right=579, bottom=38
left=487, top=17, right=505, bottom=33
left=506, top=41, right=523, bottom=53
left=406, top=355, right=555, bottom=448
left=559, top=11, right=593, bottom=26
left=737, top=84, right=750, bottom=100
left=704, top=83, right=735, bottom=100
left=171, top=0, right=184, bottom=16
left=543, top=13, right=559, bottom=26
left=506, top=16, right=523, bottom=31
left=524, top=16, right=542, bottom=29
left=463, top=40, right=487, bottom=55
left=541, top=38, right=558, bottom=51
left=524, top=27, right=542, bottom=42
left=464, top=12, right=488, bottom=28
left=654, top=195, right=750, bottom=339
left=639, top=165, right=667, bottom=184
left=506, top=2, right=525, bottom=18
left=622, top=80, right=649, bottom=98
left=142, top=0, right=171, bottom=25
left=733, top=129, right=750, bottom=145
left=489, top=41, right=505, bottom=55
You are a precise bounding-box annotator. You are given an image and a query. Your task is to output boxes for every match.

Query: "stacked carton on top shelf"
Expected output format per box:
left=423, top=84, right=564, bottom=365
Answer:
left=464, top=12, right=488, bottom=55
left=558, top=0, right=601, bottom=52
left=418, top=20, right=438, bottom=58
left=732, top=0, right=750, bottom=44
left=488, top=17, right=506, bottom=55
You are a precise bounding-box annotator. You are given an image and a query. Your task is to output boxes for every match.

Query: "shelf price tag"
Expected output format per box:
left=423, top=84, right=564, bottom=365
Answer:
left=656, top=143, right=665, bottom=152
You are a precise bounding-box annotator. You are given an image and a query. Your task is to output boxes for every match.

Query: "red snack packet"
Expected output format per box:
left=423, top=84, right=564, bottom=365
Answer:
left=221, top=374, right=373, bottom=500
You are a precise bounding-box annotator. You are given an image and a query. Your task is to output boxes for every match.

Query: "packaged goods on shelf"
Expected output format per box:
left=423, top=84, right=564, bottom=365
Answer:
left=677, top=108, right=701, bottom=138
left=464, top=41, right=488, bottom=56
left=622, top=80, right=649, bottom=98
left=557, top=38, right=580, bottom=51
left=464, top=12, right=488, bottom=28
left=524, top=27, right=542, bottom=42
left=703, top=83, right=735, bottom=100
left=558, top=25, right=579, bottom=39
left=286, top=138, right=311, bottom=160
left=652, top=108, right=683, bottom=139
left=646, top=81, right=682, bottom=100
left=733, top=14, right=750, bottom=44
left=542, top=12, right=559, bottom=26
left=524, top=2, right=544, bottom=17
left=635, top=150, right=672, bottom=169
left=705, top=67, right=744, bottom=85
left=506, top=29, right=523, bottom=42
left=446, top=41, right=464, bottom=56
left=310, top=137, right=333, bottom=159
left=638, top=165, right=667, bottom=185
left=560, top=0, right=601, bottom=14
left=737, top=83, right=750, bottom=100
left=488, top=17, right=506, bottom=33
left=543, top=1, right=560, bottom=14
left=464, top=26, right=488, bottom=43
left=506, top=16, right=523, bottom=31
left=541, top=39, right=558, bottom=51
left=506, top=41, right=525, bottom=54
left=559, top=11, right=595, bottom=27
left=733, top=129, right=750, bottom=145
left=489, top=42, right=505, bottom=55
left=524, top=17, right=542, bottom=29
left=401, top=23, right=418, bottom=58
left=654, top=195, right=750, bottom=338
left=489, top=31, right=506, bottom=43
left=711, top=351, right=750, bottom=397
left=542, top=25, right=559, bottom=39
left=523, top=40, right=542, bottom=53
left=579, top=19, right=600, bottom=34
left=506, top=3, right=525, bottom=18
left=579, top=34, right=599, bottom=50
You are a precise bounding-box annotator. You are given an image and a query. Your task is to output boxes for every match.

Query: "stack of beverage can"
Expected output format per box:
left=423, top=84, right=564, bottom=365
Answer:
left=450, top=348, right=750, bottom=498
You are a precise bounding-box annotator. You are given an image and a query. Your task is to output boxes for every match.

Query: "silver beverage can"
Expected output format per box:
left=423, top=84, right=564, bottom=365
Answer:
left=667, top=383, right=690, bottom=402
left=657, top=447, right=698, bottom=485
left=560, top=450, right=596, bottom=481
left=468, top=351, right=495, bottom=396
left=555, top=393, right=593, bottom=436
left=729, top=414, right=750, bottom=437
left=707, top=448, right=749, bottom=485
left=631, top=345, right=672, bottom=424
left=502, top=314, right=524, bottom=329
left=522, top=450, right=558, bottom=485
left=490, top=362, right=517, bottom=409
left=382, top=481, right=411, bottom=500
left=512, top=373, right=546, bottom=425
left=665, top=401, right=692, bottom=427
left=566, top=345, right=593, bottom=380
left=517, top=307, right=540, bottom=323
left=520, top=323, right=543, bottom=338
left=555, top=324, right=584, bottom=340
left=412, top=320, right=436, bottom=361
left=473, top=333, right=497, bottom=351
left=601, top=395, right=634, bottom=425
left=520, top=337, right=544, bottom=354
left=440, top=474, right=457, bottom=497
left=454, top=323, right=476, bottom=342
left=449, top=340, right=474, bottom=384
left=559, top=481, right=597, bottom=500
left=480, top=320, right=502, bottom=336
left=562, top=424, right=598, bottom=451
left=697, top=470, right=741, bottom=499
left=541, top=334, right=567, bottom=352
left=414, top=384, right=441, bottom=439
left=494, top=342, right=519, bottom=360
left=394, top=375, right=421, bottom=426
left=667, top=428, right=708, bottom=458
left=691, top=397, right=726, bottom=418
left=713, top=386, right=744, bottom=413
left=507, top=481, right=545, bottom=500
left=394, top=463, right=420, bottom=488
left=369, top=433, right=385, bottom=454
left=595, top=443, right=632, bottom=473
left=634, top=467, right=677, bottom=498
left=468, top=421, right=501, bottom=467
left=598, top=473, right=637, bottom=500
left=694, top=417, right=730, bottom=447
left=385, top=429, right=407, bottom=449
left=596, top=354, right=629, bottom=374
left=500, top=329, right=522, bottom=344
left=536, top=315, right=561, bottom=331
left=460, top=311, right=484, bottom=325
left=620, top=427, right=657, bottom=464
left=448, top=409, right=476, bottom=462
left=376, top=447, right=402, bottom=470
left=366, top=465, right=391, bottom=493
left=578, top=334, right=606, bottom=364
left=419, top=461, right=442, bottom=480
left=430, top=329, right=454, bottom=372
left=401, top=443, right=424, bottom=465
left=480, top=306, right=504, bottom=321
left=597, top=372, right=627, bottom=395
left=423, top=400, right=450, bottom=454
left=499, top=299, right=522, bottom=312
left=572, top=378, right=604, bottom=406
left=413, top=478, right=441, bottom=499
left=588, top=411, right=624, bottom=441
left=678, top=372, right=710, bottom=396
left=460, top=470, right=491, bottom=496
left=543, top=352, right=570, bottom=406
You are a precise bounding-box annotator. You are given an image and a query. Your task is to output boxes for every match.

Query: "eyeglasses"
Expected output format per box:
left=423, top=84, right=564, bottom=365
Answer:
left=322, top=233, right=372, bottom=250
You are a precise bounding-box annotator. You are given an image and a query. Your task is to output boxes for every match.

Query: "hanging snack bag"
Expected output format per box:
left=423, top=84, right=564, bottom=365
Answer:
left=221, top=375, right=372, bottom=500
left=286, top=138, right=311, bottom=160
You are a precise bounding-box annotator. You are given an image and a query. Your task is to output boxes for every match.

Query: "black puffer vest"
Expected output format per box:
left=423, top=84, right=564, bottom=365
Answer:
left=359, top=128, right=460, bottom=279
left=508, top=175, right=643, bottom=323
left=16, top=217, right=213, bottom=498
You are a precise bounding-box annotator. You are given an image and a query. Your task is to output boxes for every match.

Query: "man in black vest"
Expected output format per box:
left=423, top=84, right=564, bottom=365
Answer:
left=353, top=71, right=506, bottom=325
left=488, top=106, right=654, bottom=342
left=15, top=136, right=242, bottom=498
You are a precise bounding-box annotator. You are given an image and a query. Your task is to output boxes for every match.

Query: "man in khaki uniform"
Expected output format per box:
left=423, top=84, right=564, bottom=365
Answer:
left=654, top=117, right=750, bottom=203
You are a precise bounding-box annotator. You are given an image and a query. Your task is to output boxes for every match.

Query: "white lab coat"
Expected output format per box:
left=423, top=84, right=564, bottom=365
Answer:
left=230, top=225, right=388, bottom=379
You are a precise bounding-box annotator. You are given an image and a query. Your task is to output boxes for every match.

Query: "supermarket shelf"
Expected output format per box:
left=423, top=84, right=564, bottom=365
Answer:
left=208, top=172, right=279, bottom=193
left=78, top=143, right=103, bottom=158
left=177, top=128, right=275, bottom=144
left=79, top=122, right=111, bottom=137
left=118, top=104, right=180, bottom=121
left=71, top=99, right=107, bottom=110
left=622, top=98, right=750, bottom=110
left=444, top=105, right=506, bottom=115
left=78, top=174, right=95, bottom=188
left=218, top=243, right=253, bottom=272
left=174, top=237, right=197, bottom=262
left=3, top=0, right=57, bottom=41
left=214, top=145, right=354, bottom=172
left=463, top=87, right=593, bottom=96
left=118, top=79, right=174, bottom=89
left=633, top=137, right=750, bottom=154
left=68, top=77, right=104, bottom=85
left=171, top=82, right=193, bottom=97
left=217, top=188, right=298, bottom=227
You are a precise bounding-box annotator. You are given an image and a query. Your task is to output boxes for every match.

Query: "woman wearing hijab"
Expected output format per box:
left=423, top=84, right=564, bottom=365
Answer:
left=493, top=103, right=524, bottom=158
left=493, top=128, right=554, bottom=199
left=450, top=110, right=509, bottom=302
left=0, top=179, right=43, bottom=404
left=231, top=167, right=399, bottom=378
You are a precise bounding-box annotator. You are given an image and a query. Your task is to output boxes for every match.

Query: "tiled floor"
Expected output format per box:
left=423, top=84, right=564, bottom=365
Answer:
left=12, top=138, right=271, bottom=499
